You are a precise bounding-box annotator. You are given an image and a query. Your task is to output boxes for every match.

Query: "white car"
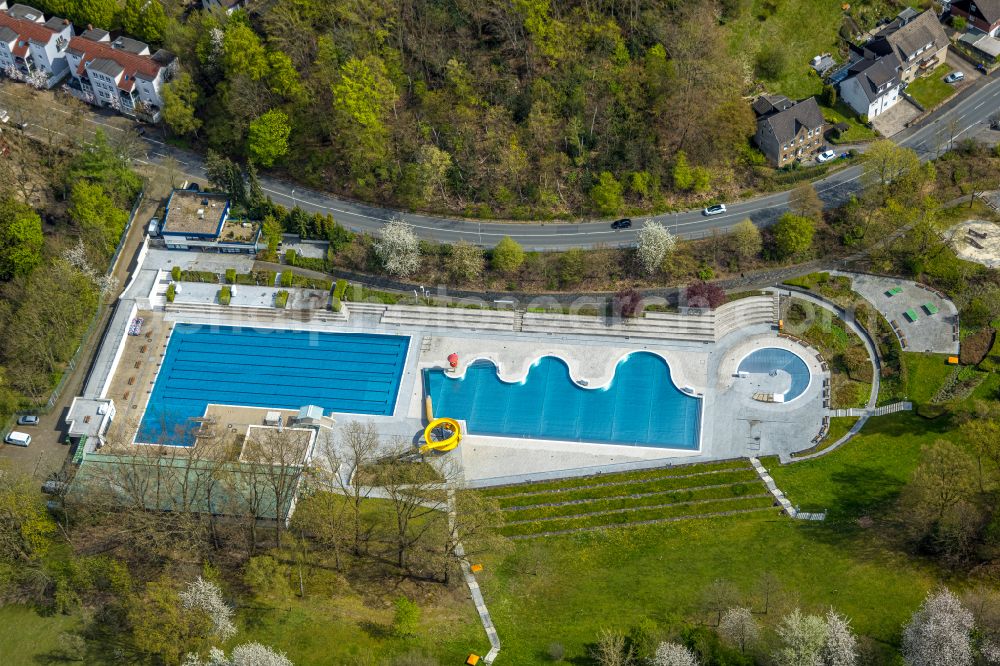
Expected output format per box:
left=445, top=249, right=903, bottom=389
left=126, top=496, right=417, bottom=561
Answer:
left=944, top=71, right=965, bottom=84
left=0, top=109, right=9, bottom=124
left=5, top=431, right=31, bottom=447
left=703, top=204, right=727, bottom=216
left=816, top=149, right=837, bottom=163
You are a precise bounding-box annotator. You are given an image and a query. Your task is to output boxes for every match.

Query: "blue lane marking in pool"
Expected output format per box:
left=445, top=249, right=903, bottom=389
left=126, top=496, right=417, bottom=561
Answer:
left=737, top=348, right=810, bottom=401
left=139, top=325, right=409, bottom=445
left=424, top=352, right=701, bottom=449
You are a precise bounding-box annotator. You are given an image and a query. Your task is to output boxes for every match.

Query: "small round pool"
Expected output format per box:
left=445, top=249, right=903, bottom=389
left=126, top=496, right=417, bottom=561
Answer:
left=737, top=348, right=811, bottom=402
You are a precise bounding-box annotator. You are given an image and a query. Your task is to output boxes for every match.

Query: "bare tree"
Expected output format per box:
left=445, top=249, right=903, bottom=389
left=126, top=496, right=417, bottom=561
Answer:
left=319, top=421, right=380, bottom=555
left=701, top=578, right=740, bottom=626
left=237, top=426, right=308, bottom=549
left=592, top=628, right=636, bottom=666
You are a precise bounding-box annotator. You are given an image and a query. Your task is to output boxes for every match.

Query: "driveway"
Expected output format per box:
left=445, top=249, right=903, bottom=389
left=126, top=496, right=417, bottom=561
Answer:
left=835, top=272, right=959, bottom=354
left=871, top=98, right=922, bottom=137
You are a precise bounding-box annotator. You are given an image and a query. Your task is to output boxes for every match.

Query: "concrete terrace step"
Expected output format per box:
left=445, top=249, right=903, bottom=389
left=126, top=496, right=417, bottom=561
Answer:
left=380, top=305, right=518, bottom=331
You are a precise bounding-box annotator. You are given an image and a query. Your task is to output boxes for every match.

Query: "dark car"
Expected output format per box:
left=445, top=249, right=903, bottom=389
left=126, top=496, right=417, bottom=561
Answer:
left=977, top=63, right=988, bottom=74
left=186, top=182, right=201, bottom=191
left=17, top=415, right=39, bottom=426
left=611, top=218, right=632, bottom=230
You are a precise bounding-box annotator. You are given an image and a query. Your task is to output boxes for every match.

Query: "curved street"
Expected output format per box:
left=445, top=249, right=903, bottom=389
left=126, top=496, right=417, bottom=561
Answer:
left=3, top=71, right=998, bottom=250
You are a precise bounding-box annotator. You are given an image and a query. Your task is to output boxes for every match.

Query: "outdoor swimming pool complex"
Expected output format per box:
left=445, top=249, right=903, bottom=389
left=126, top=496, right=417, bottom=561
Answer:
left=424, top=353, right=701, bottom=449
left=138, top=325, right=409, bottom=444
left=737, top=348, right=811, bottom=401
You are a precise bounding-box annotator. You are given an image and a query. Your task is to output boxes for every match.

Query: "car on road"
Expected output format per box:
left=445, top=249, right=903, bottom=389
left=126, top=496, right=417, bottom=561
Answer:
left=611, top=218, right=632, bottom=229
left=816, top=149, right=837, bottom=163
left=16, top=415, right=39, bottom=426
left=944, top=71, right=965, bottom=84
left=5, top=431, right=31, bottom=447
left=703, top=204, right=727, bottom=216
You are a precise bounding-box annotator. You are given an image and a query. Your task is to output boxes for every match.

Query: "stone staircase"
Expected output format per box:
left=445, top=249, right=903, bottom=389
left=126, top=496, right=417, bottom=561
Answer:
left=832, top=401, right=913, bottom=417
left=165, top=302, right=347, bottom=323
left=379, top=304, right=517, bottom=332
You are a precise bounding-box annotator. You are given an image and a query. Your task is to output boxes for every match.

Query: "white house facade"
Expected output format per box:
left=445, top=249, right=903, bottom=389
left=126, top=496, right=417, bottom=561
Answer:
left=65, top=30, right=176, bottom=122
left=839, top=56, right=901, bottom=119
left=0, top=3, right=72, bottom=88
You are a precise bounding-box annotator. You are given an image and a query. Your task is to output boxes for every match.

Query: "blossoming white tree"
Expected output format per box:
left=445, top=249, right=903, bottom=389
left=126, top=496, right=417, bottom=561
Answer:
left=718, top=607, right=759, bottom=654
left=183, top=643, right=293, bottom=666
left=652, top=642, right=699, bottom=666
left=179, top=577, right=237, bottom=642
left=773, top=609, right=828, bottom=666
left=374, top=216, right=420, bottom=277
left=902, top=588, right=974, bottom=666
left=636, top=220, right=676, bottom=275
left=822, top=609, right=858, bottom=666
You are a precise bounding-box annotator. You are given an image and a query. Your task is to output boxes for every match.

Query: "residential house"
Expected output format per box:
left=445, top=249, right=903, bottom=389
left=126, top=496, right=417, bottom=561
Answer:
left=856, top=8, right=950, bottom=83
left=64, top=29, right=176, bottom=122
left=838, top=55, right=901, bottom=119
left=160, top=189, right=262, bottom=253
left=0, top=2, right=72, bottom=87
left=951, top=0, right=1000, bottom=37
left=752, top=95, right=826, bottom=167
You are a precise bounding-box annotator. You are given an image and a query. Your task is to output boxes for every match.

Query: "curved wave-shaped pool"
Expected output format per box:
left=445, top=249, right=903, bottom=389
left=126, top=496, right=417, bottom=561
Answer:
left=423, top=352, right=701, bottom=449
left=737, top=348, right=811, bottom=402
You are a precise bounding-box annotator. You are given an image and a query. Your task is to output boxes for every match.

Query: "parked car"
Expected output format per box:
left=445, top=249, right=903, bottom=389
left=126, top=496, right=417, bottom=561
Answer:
left=0, top=108, right=9, bottom=124
left=976, top=63, right=988, bottom=74
left=816, top=149, right=837, bottom=163
left=944, top=71, right=965, bottom=83
left=610, top=218, right=632, bottom=229
left=4, top=431, right=31, bottom=447
left=16, top=415, right=39, bottom=426
left=703, top=204, right=727, bottom=216
left=148, top=216, right=160, bottom=237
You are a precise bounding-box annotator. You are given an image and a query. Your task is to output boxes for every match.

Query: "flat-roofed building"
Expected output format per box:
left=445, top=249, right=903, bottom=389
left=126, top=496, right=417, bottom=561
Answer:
left=160, top=189, right=262, bottom=253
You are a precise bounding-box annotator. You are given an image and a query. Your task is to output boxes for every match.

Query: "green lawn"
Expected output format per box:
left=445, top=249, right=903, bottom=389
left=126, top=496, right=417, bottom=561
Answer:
left=481, top=513, right=937, bottom=664
left=822, top=102, right=879, bottom=143
left=0, top=605, right=76, bottom=663
left=905, top=64, right=956, bottom=109
left=902, top=352, right=956, bottom=404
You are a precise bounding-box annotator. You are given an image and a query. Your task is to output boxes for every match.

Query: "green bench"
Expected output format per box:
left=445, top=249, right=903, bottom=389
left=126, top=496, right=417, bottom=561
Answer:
left=904, top=308, right=919, bottom=322
left=885, top=286, right=903, bottom=297
left=923, top=302, right=939, bottom=315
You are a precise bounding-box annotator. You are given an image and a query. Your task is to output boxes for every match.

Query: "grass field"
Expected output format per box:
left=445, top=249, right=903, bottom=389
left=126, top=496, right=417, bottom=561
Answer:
left=902, top=352, right=956, bottom=404
left=905, top=64, right=956, bottom=109
left=0, top=605, right=76, bottom=663
left=480, top=512, right=937, bottom=663
left=482, top=461, right=772, bottom=538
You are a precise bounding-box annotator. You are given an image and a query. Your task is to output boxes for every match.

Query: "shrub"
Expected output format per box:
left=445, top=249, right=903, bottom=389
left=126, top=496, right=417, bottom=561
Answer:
left=218, top=286, right=231, bottom=305
left=284, top=249, right=297, bottom=265
left=547, top=643, right=565, bottom=662
left=685, top=280, right=726, bottom=309
left=166, top=283, right=176, bottom=303
left=170, top=265, right=181, bottom=281
left=979, top=332, right=1000, bottom=372
left=334, top=279, right=348, bottom=300
left=962, top=297, right=993, bottom=329
left=492, top=236, right=525, bottom=274
left=275, top=290, right=289, bottom=308
left=842, top=345, right=873, bottom=382
left=613, top=288, right=644, bottom=318
left=392, top=597, right=421, bottom=637
left=773, top=213, right=815, bottom=259
left=280, top=271, right=293, bottom=287
left=960, top=328, right=995, bottom=365
left=331, top=296, right=342, bottom=312
left=225, top=268, right=236, bottom=284
left=558, top=248, right=585, bottom=287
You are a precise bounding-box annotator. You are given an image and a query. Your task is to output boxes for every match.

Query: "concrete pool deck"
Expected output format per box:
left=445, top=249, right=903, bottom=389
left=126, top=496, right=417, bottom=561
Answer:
left=80, top=246, right=833, bottom=485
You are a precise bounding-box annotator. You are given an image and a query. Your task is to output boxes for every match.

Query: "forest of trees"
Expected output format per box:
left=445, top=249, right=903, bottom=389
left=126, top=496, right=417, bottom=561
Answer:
left=0, top=130, right=141, bottom=422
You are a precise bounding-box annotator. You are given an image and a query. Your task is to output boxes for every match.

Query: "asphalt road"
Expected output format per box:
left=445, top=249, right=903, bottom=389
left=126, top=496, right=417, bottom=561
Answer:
left=3, top=71, right=998, bottom=250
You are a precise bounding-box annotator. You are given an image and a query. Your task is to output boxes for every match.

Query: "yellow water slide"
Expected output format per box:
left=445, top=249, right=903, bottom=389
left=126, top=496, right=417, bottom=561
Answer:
left=419, top=395, right=461, bottom=453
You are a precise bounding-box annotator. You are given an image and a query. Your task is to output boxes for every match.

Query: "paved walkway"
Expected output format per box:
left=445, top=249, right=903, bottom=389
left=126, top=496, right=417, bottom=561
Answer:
left=832, top=401, right=912, bottom=417
left=749, top=457, right=826, bottom=521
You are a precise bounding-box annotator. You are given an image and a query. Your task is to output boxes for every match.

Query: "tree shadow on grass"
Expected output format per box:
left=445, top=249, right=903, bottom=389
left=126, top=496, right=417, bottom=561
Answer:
left=359, top=619, right=393, bottom=640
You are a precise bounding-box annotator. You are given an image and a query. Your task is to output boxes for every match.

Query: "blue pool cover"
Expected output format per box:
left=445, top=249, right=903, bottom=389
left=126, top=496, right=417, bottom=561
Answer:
left=424, top=353, right=701, bottom=449
left=138, top=325, right=409, bottom=445
left=737, top=348, right=811, bottom=401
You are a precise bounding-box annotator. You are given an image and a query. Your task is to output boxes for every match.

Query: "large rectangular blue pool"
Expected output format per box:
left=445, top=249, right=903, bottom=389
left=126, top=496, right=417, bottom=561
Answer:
left=424, top=353, right=701, bottom=449
left=138, top=325, right=409, bottom=445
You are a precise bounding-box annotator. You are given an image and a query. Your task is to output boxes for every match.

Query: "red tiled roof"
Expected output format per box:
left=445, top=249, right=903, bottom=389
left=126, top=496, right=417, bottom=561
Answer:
left=0, top=11, right=59, bottom=47
left=68, top=35, right=163, bottom=91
